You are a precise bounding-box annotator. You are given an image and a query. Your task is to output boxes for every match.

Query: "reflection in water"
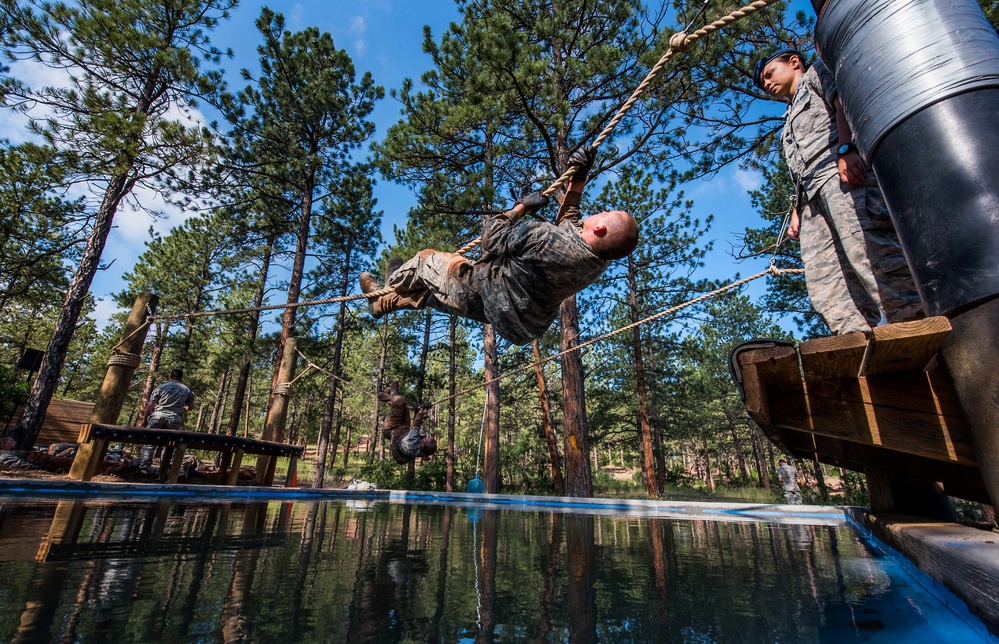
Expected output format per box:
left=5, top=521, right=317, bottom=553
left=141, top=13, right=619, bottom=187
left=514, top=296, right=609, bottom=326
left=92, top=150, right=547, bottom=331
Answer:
left=0, top=498, right=989, bottom=643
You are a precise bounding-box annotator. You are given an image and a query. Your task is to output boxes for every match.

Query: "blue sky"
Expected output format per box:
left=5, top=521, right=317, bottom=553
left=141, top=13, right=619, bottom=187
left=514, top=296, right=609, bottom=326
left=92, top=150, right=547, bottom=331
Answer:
left=10, top=0, right=787, bottom=329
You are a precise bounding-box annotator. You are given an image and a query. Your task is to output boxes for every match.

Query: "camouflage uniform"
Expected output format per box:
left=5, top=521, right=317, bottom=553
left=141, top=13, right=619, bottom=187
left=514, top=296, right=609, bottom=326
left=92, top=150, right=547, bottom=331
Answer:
left=383, top=206, right=607, bottom=345
left=782, top=58, right=923, bottom=335
left=378, top=385, right=428, bottom=464
left=777, top=462, right=803, bottom=505
left=139, top=378, right=194, bottom=470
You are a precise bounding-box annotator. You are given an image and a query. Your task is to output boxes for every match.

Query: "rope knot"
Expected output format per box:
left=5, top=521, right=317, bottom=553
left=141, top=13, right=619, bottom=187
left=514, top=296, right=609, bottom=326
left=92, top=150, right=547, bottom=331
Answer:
left=669, top=32, right=691, bottom=53
left=767, top=263, right=783, bottom=277
left=273, top=382, right=292, bottom=396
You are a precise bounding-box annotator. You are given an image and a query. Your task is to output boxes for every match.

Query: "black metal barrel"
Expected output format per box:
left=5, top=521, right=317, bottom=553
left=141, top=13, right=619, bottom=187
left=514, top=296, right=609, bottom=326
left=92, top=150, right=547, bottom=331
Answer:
left=815, top=0, right=999, bottom=316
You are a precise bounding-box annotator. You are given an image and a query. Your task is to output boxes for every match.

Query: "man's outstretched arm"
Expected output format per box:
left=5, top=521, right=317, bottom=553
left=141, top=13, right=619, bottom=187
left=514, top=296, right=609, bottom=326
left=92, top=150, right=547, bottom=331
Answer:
left=557, top=146, right=596, bottom=224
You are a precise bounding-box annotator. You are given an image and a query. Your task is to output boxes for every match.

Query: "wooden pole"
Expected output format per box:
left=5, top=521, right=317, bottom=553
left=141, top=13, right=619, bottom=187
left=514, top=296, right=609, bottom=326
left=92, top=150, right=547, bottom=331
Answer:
left=69, top=292, right=157, bottom=480
left=257, top=337, right=297, bottom=484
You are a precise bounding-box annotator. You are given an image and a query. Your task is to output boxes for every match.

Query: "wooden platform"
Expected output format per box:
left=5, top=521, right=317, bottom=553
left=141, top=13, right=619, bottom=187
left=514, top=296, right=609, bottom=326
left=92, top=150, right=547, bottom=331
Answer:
left=71, top=424, right=304, bottom=487
left=733, top=317, right=990, bottom=503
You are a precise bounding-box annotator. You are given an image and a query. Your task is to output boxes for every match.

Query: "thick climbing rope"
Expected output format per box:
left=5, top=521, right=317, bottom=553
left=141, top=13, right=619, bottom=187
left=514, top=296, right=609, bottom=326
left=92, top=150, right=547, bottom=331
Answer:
left=454, top=0, right=784, bottom=256
left=427, top=264, right=803, bottom=406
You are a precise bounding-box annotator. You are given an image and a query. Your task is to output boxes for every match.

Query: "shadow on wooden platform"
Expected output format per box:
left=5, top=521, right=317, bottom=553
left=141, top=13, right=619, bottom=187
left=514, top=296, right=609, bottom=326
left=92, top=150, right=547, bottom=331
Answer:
left=731, top=317, right=990, bottom=504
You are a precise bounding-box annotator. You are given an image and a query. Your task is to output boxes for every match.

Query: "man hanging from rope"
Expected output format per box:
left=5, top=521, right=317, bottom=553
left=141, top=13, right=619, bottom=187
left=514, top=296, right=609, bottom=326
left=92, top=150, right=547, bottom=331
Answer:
left=359, top=147, right=639, bottom=345
left=378, top=380, right=438, bottom=465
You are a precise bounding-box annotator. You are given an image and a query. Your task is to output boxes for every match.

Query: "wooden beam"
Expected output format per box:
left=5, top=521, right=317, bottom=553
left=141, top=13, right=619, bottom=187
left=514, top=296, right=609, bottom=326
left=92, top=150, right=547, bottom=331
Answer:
left=799, top=332, right=868, bottom=381
left=739, top=344, right=801, bottom=390
left=166, top=444, right=187, bottom=484
left=778, top=428, right=989, bottom=503
left=863, top=316, right=951, bottom=376
left=285, top=456, right=298, bottom=488
left=769, top=373, right=976, bottom=465
left=227, top=449, right=244, bottom=486
left=217, top=450, right=233, bottom=484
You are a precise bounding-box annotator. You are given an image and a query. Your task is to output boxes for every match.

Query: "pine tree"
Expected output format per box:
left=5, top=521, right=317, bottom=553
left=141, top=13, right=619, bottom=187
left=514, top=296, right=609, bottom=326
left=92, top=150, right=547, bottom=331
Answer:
left=2, top=0, right=235, bottom=448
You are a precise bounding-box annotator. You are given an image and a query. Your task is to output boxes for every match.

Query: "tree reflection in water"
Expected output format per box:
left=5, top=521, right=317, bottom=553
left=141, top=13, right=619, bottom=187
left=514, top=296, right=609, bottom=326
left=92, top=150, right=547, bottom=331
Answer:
left=0, top=498, right=982, bottom=642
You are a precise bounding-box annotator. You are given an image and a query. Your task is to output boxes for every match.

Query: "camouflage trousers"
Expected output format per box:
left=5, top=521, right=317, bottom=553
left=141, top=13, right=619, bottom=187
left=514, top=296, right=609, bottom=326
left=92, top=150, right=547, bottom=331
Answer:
left=800, top=173, right=924, bottom=335
left=138, top=414, right=182, bottom=470
left=385, top=250, right=487, bottom=322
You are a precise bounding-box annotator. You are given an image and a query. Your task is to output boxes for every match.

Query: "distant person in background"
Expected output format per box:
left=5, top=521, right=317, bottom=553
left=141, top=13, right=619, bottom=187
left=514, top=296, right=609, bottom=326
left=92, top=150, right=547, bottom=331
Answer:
left=137, top=368, right=194, bottom=472
left=777, top=458, right=803, bottom=505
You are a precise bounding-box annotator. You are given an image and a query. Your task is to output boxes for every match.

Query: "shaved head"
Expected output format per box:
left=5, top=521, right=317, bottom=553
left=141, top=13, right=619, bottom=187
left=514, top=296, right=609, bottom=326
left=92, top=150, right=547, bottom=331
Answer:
left=582, top=210, right=639, bottom=260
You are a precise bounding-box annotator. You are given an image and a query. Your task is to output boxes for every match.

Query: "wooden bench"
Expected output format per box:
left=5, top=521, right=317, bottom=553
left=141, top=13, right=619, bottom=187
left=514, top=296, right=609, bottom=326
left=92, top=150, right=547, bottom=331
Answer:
left=72, top=423, right=304, bottom=486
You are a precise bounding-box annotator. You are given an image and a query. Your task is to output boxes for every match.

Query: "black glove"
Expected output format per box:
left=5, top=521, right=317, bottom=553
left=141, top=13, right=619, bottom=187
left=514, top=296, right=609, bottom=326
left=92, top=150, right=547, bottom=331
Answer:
left=421, top=402, right=433, bottom=409
left=515, top=191, right=550, bottom=214
left=568, top=145, right=596, bottom=181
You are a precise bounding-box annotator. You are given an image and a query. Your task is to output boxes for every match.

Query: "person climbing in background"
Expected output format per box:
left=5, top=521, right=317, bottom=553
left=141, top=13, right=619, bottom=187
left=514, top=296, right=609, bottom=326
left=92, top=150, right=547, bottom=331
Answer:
left=754, top=48, right=923, bottom=336
left=377, top=381, right=437, bottom=465
left=777, top=458, right=803, bottom=505
left=359, top=146, right=639, bottom=345
left=137, top=368, right=194, bottom=472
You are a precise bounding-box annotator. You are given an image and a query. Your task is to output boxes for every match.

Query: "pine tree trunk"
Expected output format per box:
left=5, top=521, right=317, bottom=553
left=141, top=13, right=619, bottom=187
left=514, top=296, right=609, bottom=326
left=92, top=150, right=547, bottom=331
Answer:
left=208, top=369, right=230, bottom=434
left=140, top=320, right=170, bottom=414
left=369, top=316, right=389, bottom=464
left=446, top=315, right=457, bottom=492
left=227, top=239, right=273, bottom=436
left=416, top=308, right=432, bottom=401
left=265, top=170, right=314, bottom=439
left=533, top=340, right=563, bottom=495
left=314, top=292, right=349, bottom=488
left=560, top=295, right=593, bottom=497
left=628, top=257, right=657, bottom=496
left=724, top=409, right=750, bottom=483
left=702, top=435, right=715, bottom=492
left=483, top=323, right=501, bottom=493
left=10, top=172, right=133, bottom=449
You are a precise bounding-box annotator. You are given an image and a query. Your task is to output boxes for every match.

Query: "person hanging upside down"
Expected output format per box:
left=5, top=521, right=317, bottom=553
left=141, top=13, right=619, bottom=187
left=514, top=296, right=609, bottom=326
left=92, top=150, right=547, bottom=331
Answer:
left=360, top=147, right=639, bottom=345
left=377, top=381, right=438, bottom=465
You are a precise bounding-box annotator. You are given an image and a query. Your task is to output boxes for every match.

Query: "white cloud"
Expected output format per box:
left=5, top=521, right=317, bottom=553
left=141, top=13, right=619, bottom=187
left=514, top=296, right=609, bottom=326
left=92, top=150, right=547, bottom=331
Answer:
left=350, top=16, right=368, bottom=56
left=733, top=167, right=763, bottom=192
left=89, top=296, right=125, bottom=330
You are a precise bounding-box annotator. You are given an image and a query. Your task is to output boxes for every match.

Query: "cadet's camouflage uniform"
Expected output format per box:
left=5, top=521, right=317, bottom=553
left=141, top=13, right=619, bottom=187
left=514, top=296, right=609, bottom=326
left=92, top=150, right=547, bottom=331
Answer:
left=783, top=58, right=923, bottom=335
left=383, top=205, right=607, bottom=345
left=377, top=385, right=428, bottom=464
left=777, top=462, right=803, bottom=505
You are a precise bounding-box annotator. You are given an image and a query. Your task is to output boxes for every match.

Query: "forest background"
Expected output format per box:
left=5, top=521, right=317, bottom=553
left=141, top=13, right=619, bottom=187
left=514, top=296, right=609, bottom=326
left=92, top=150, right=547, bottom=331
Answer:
left=2, top=0, right=997, bottom=498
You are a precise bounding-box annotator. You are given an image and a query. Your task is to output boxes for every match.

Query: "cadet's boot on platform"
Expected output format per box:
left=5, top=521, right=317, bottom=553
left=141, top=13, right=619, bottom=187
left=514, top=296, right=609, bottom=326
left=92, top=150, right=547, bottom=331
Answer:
left=386, top=255, right=404, bottom=279
left=359, top=271, right=381, bottom=295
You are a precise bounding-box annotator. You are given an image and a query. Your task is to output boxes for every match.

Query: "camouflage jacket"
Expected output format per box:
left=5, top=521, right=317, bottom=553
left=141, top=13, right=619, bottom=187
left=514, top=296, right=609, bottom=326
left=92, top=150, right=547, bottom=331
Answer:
left=474, top=210, right=607, bottom=345
left=781, top=58, right=841, bottom=202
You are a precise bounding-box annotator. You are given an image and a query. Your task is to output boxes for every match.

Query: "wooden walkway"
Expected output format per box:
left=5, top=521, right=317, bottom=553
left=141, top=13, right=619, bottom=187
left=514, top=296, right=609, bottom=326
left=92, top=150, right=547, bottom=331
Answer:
left=732, top=317, right=990, bottom=504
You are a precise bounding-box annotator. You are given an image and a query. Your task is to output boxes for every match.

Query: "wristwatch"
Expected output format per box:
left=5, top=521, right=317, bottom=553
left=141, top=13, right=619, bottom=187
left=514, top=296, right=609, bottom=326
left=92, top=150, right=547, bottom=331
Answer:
left=836, top=142, right=857, bottom=156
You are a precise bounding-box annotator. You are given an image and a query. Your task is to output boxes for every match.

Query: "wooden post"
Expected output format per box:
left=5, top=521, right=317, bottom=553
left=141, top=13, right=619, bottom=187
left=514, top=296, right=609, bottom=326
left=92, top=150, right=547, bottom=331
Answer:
left=166, top=444, right=187, bottom=483
left=257, top=337, right=297, bottom=484
left=69, top=292, right=157, bottom=480
left=227, top=448, right=245, bottom=486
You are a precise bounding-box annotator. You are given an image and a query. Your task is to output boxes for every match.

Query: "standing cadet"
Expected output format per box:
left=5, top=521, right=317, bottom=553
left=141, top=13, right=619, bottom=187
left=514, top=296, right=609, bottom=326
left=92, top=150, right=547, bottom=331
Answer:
left=754, top=49, right=923, bottom=335
left=137, top=368, right=194, bottom=472
left=777, top=458, right=803, bottom=505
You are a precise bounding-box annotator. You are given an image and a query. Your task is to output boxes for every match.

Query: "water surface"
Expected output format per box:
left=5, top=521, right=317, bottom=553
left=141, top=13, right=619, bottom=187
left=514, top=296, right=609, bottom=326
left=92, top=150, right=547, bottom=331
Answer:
left=0, top=498, right=991, bottom=642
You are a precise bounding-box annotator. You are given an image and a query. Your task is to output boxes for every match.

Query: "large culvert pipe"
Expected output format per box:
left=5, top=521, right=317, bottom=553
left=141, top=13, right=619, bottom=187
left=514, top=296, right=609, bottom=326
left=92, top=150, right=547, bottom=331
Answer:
left=814, top=0, right=999, bottom=506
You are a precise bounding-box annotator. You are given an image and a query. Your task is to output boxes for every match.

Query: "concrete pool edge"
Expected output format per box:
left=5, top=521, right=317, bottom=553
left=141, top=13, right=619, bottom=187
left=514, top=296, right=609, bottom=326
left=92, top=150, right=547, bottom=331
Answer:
left=847, top=507, right=999, bottom=638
